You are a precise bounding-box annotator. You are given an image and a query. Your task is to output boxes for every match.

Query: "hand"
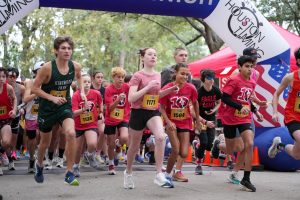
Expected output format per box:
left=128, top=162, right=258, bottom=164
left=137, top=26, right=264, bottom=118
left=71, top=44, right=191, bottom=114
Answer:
left=258, top=101, right=268, bottom=108
left=172, top=85, right=179, bottom=93
left=205, top=109, right=215, bottom=115
left=51, top=96, right=67, bottom=105
left=255, top=111, right=264, bottom=122
left=166, top=120, right=176, bottom=132
left=146, top=80, right=160, bottom=91
left=272, top=112, right=279, bottom=123
left=9, top=110, right=16, bottom=118
left=118, top=93, right=126, bottom=100
left=206, top=121, right=215, bottom=128
left=18, top=108, right=25, bottom=115
left=241, top=106, right=250, bottom=115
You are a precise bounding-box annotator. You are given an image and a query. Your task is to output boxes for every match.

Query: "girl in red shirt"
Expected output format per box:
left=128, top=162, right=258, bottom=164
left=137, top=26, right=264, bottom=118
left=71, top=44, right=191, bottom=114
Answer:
left=72, top=74, right=103, bottom=176
left=160, top=63, right=203, bottom=183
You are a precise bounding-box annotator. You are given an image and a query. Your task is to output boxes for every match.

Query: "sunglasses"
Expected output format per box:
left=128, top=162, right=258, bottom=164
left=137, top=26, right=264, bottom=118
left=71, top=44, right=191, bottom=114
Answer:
left=206, top=76, right=214, bottom=80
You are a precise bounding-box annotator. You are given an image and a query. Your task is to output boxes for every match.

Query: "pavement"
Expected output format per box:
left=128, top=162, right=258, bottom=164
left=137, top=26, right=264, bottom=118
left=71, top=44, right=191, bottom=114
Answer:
left=0, top=159, right=300, bottom=200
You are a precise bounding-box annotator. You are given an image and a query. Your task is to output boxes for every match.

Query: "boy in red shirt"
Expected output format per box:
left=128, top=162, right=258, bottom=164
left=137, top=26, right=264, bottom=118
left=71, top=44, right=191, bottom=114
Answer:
left=219, top=55, right=263, bottom=192
left=104, top=67, right=130, bottom=175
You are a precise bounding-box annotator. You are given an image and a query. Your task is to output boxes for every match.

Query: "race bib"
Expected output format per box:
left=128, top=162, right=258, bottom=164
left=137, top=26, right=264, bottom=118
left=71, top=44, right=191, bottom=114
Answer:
left=142, top=95, right=159, bottom=109
left=170, top=108, right=187, bottom=120
left=110, top=108, right=124, bottom=120
left=50, top=90, right=67, bottom=98
left=80, top=112, right=94, bottom=124
left=0, top=106, right=7, bottom=116
left=31, top=104, right=39, bottom=115
left=234, top=105, right=250, bottom=118
left=201, top=124, right=207, bottom=131
left=294, top=92, right=300, bottom=112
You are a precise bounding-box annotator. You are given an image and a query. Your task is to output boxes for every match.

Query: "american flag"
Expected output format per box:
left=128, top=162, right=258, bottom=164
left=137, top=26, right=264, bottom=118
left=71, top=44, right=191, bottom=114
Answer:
left=254, top=62, right=290, bottom=127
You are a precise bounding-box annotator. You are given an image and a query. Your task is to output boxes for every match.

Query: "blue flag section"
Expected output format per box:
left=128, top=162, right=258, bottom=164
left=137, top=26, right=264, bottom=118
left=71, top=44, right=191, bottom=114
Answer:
left=39, top=0, right=219, bottom=19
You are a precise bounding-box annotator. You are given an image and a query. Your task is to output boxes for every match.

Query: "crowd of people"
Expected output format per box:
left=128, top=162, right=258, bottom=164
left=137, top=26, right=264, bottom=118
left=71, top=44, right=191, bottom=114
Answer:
left=0, top=36, right=300, bottom=193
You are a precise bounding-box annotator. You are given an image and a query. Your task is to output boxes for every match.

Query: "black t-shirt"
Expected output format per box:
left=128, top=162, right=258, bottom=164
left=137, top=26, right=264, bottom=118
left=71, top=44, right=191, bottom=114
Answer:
left=91, top=85, right=105, bottom=101
left=197, top=85, right=222, bottom=121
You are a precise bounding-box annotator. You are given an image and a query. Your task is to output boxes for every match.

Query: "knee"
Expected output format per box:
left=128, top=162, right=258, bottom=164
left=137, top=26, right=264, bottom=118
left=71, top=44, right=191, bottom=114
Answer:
left=119, top=136, right=128, bottom=146
left=65, top=129, right=76, bottom=138
left=244, top=141, right=254, bottom=150
left=180, top=151, right=188, bottom=158
left=154, top=134, right=165, bottom=144
left=293, top=153, right=300, bottom=160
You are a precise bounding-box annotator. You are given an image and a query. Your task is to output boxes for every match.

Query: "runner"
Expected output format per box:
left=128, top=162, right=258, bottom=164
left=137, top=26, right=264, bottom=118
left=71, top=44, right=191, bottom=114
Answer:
left=218, top=55, right=263, bottom=192
left=195, top=69, right=221, bottom=175
left=0, top=68, right=17, bottom=174
left=123, top=48, right=177, bottom=189
left=91, top=70, right=107, bottom=164
left=160, top=63, right=204, bottom=184
left=104, top=67, right=129, bottom=175
left=268, top=48, right=300, bottom=161
left=72, top=74, right=102, bottom=177
left=23, top=61, right=44, bottom=173
left=32, top=36, right=86, bottom=186
left=6, top=67, right=25, bottom=169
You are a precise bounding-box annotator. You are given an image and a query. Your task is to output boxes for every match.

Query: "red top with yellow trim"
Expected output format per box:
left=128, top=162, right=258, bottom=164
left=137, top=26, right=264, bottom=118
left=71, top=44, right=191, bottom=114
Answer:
left=72, top=89, right=102, bottom=130
left=284, top=70, right=300, bottom=124
left=160, top=82, right=198, bottom=130
left=104, top=83, right=130, bottom=126
left=0, top=83, right=12, bottom=120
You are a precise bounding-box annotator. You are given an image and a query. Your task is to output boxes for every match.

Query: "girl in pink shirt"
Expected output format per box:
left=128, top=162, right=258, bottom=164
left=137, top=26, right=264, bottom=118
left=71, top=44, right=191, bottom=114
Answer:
left=124, top=48, right=177, bottom=189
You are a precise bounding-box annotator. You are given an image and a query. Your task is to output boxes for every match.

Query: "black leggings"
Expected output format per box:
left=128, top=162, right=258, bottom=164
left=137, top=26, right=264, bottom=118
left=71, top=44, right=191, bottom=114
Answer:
left=195, top=128, right=215, bottom=159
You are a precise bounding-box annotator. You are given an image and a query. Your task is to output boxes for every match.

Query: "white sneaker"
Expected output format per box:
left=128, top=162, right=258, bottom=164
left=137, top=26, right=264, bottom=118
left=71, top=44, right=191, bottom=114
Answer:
left=268, top=137, right=282, bottom=158
left=154, top=172, right=174, bottom=188
left=123, top=170, right=135, bottom=189
left=0, top=153, right=9, bottom=166
left=8, top=161, right=15, bottom=170
left=44, top=158, right=53, bottom=170
left=56, top=157, right=64, bottom=168
left=95, top=154, right=105, bottom=164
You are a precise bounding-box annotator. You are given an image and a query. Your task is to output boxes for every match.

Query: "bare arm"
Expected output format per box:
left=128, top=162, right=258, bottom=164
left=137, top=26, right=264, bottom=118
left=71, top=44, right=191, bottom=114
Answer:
left=272, top=73, right=292, bottom=122
left=7, top=85, right=17, bottom=118
left=159, top=85, right=178, bottom=98
left=31, top=62, right=53, bottom=101
left=23, top=80, right=36, bottom=103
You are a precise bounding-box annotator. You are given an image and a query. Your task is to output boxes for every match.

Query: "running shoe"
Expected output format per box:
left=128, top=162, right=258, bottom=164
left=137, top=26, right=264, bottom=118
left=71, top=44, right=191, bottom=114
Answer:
left=8, top=161, right=15, bottom=170
left=0, top=153, right=9, bottom=166
left=87, top=153, right=100, bottom=169
left=135, top=154, right=144, bottom=163
left=227, top=160, right=234, bottom=170
left=154, top=172, right=174, bottom=188
left=0, top=167, right=3, bottom=176
left=240, top=179, right=256, bottom=192
left=34, top=161, right=44, bottom=183
left=44, top=158, right=53, bottom=170
left=108, top=165, right=116, bottom=175
left=227, top=172, right=240, bottom=184
left=172, top=171, right=188, bottom=182
left=56, top=157, right=64, bottom=168
left=124, top=170, right=135, bottom=189
left=211, top=139, right=220, bottom=159
left=28, top=159, right=35, bottom=173
left=73, top=165, right=80, bottom=178
left=95, top=154, right=105, bottom=164
left=64, top=171, right=79, bottom=186
left=195, top=165, right=203, bottom=175
left=165, top=173, right=174, bottom=188
left=268, top=137, right=281, bottom=158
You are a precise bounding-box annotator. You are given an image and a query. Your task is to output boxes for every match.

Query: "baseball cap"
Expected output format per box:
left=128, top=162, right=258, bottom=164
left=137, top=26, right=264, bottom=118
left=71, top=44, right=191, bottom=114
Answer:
left=243, top=47, right=259, bottom=59
left=33, top=61, right=44, bottom=72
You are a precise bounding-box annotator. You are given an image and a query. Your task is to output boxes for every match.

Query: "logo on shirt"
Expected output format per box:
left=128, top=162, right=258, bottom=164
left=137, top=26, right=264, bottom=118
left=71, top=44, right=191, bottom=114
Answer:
left=170, top=96, right=189, bottom=109
left=237, top=87, right=253, bottom=102
left=79, top=101, right=95, bottom=112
